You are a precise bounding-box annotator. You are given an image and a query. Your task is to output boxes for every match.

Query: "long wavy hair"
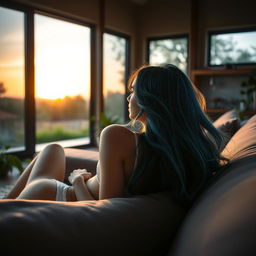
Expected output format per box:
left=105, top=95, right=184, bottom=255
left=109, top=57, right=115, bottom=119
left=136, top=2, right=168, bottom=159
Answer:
left=126, top=64, right=227, bottom=205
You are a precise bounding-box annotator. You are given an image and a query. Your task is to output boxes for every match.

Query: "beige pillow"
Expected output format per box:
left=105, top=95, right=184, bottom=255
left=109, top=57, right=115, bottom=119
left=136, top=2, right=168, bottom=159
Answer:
left=213, top=109, right=241, bottom=137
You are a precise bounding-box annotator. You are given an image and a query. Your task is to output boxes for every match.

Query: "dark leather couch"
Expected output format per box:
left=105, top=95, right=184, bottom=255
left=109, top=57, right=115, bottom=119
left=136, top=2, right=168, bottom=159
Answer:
left=0, top=113, right=256, bottom=256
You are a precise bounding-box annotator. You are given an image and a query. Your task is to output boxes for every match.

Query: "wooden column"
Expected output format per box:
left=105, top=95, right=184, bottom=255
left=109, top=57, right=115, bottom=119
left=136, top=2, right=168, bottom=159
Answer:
left=98, top=0, right=105, bottom=114
left=25, top=9, right=36, bottom=157
left=91, top=0, right=105, bottom=143
left=189, top=0, right=198, bottom=82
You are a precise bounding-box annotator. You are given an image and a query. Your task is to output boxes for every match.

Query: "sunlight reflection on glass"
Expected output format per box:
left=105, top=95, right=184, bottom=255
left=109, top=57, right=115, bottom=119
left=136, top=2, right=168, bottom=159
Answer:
left=34, top=14, right=91, bottom=146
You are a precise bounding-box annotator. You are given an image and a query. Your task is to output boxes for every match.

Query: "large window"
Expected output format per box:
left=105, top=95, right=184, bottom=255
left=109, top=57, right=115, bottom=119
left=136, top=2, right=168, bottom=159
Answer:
left=0, top=6, right=25, bottom=151
left=0, top=2, right=93, bottom=155
left=35, top=14, right=91, bottom=150
left=147, top=35, right=188, bottom=74
left=208, top=28, right=256, bottom=67
left=103, top=32, right=129, bottom=123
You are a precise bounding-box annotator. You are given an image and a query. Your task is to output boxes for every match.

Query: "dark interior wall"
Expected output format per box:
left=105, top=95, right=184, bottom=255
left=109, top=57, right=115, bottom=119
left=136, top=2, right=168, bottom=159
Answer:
left=16, top=0, right=100, bottom=23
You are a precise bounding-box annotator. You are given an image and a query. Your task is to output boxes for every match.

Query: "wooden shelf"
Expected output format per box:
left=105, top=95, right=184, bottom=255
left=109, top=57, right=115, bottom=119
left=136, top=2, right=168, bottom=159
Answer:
left=206, top=108, right=228, bottom=113
left=191, top=68, right=254, bottom=77
left=206, top=108, right=256, bottom=115
left=190, top=68, right=255, bottom=86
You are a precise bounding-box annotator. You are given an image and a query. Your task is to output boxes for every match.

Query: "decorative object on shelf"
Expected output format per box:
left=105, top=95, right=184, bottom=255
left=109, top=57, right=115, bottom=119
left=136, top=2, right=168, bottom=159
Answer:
left=240, top=69, right=256, bottom=110
left=0, top=145, right=23, bottom=178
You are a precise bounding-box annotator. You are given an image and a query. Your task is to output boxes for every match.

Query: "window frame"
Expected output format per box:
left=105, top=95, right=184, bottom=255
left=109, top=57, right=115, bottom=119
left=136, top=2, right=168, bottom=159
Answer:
left=0, top=0, right=96, bottom=157
left=103, top=29, right=130, bottom=122
left=207, top=26, right=256, bottom=68
left=146, top=34, right=189, bottom=72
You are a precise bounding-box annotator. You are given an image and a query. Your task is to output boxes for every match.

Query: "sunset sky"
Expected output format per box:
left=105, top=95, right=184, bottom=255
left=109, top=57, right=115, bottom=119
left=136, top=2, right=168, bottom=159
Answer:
left=0, top=6, right=125, bottom=100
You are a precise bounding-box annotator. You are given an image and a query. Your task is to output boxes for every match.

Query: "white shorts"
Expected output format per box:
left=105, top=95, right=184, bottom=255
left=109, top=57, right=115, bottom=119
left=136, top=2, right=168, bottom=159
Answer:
left=51, top=179, right=70, bottom=201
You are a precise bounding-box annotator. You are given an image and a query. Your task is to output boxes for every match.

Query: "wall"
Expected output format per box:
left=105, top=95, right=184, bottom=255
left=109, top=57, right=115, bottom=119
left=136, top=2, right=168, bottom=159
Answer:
left=135, top=0, right=256, bottom=114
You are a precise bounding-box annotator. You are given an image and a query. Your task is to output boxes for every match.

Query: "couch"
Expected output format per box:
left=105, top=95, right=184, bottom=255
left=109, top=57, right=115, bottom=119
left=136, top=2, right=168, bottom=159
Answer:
left=0, top=110, right=256, bottom=256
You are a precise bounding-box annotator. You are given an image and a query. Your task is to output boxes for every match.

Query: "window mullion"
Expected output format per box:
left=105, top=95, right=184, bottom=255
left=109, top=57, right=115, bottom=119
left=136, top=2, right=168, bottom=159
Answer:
left=24, top=9, right=36, bottom=157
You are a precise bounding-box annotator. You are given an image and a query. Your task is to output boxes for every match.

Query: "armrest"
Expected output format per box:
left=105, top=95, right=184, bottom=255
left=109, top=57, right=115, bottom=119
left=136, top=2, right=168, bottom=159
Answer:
left=64, top=148, right=99, bottom=179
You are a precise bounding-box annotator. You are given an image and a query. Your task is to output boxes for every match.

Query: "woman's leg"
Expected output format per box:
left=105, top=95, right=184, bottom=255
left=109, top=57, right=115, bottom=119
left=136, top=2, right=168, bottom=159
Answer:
left=6, top=143, right=66, bottom=200
left=5, top=155, right=38, bottom=199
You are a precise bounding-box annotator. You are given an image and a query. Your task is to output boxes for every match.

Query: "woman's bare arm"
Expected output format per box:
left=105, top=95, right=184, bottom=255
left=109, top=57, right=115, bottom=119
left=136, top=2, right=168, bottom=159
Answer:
left=72, top=175, right=95, bottom=200
left=98, top=125, right=135, bottom=199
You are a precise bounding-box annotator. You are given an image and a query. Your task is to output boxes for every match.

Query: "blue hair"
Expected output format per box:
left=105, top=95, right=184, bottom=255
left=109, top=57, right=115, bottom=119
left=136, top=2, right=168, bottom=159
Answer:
left=127, top=64, right=227, bottom=205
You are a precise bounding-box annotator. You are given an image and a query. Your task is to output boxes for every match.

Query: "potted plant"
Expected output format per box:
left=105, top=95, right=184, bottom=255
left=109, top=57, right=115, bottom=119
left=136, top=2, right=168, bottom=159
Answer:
left=91, top=112, right=121, bottom=146
left=0, top=145, right=23, bottom=178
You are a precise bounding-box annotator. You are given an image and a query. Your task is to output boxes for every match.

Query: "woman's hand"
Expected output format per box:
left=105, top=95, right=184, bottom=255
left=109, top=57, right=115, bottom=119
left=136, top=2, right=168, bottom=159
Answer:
left=68, top=169, right=92, bottom=185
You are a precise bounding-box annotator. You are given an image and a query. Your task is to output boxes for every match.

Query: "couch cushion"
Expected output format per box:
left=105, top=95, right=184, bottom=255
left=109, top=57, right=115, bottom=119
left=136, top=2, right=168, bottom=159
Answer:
left=221, top=114, right=256, bottom=160
left=64, top=147, right=99, bottom=178
left=0, top=191, right=185, bottom=256
left=170, top=114, right=256, bottom=256
left=171, top=155, right=256, bottom=256
left=213, top=109, right=240, bottom=138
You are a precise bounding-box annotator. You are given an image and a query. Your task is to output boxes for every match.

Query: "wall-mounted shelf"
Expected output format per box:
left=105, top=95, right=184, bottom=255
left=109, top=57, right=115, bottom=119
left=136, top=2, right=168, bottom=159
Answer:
left=190, top=68, right=254, bottom=85
left=206, top=108, right=256, bottom=120
left=192, top=68, right=253, bottom=76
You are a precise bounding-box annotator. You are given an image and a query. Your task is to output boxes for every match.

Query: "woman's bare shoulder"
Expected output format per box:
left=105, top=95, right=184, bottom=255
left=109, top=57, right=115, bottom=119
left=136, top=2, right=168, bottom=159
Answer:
left=101, top=124, right=134, bottom=138
left=100, top=124, right=136, bottom=148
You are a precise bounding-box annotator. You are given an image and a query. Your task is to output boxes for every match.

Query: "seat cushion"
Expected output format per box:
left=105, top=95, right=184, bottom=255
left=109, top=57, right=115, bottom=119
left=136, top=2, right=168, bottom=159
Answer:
left=0, top=191, right=186, bottom=256
left=221, top=114, right=256, bottom=160
left=64, top=147, right=99, bottom=178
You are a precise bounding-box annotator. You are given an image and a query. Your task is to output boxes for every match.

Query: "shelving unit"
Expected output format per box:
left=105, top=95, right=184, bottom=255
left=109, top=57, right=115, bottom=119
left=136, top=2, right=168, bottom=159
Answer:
left=190, top=68, right=256, bottom=120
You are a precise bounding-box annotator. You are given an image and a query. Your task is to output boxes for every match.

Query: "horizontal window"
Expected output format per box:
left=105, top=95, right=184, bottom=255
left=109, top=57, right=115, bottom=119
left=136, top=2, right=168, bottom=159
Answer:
left=208, top=29, right=256, bottom=66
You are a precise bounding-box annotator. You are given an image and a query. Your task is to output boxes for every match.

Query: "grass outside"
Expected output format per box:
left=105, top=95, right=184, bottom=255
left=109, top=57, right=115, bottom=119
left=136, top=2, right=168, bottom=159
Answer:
left=36, top=126, right=89, bottom=143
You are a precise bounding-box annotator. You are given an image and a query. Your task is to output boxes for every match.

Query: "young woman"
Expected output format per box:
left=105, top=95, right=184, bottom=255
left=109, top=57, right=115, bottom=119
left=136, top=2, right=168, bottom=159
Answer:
left=6, top=64, right=226, bottom=205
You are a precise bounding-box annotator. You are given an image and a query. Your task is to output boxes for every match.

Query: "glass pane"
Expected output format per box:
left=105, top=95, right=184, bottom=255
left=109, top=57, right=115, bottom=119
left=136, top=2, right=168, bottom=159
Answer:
left=103, top=33, right=127, bottom=123
left=210, top=31, right=256, bottom=65
left=149, top=38, right=188, bottom=73
left=35, top=14, right=91, bottom=150
left=0, top=7, right=25, bottom=151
